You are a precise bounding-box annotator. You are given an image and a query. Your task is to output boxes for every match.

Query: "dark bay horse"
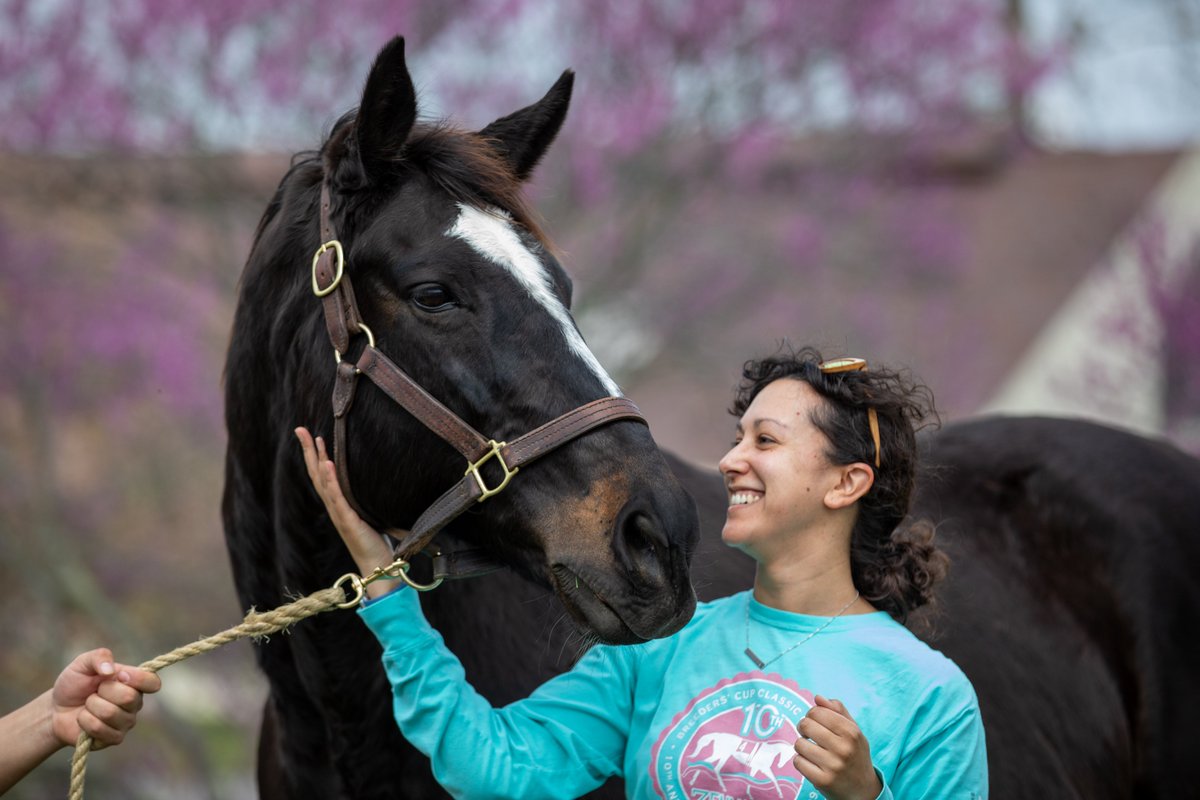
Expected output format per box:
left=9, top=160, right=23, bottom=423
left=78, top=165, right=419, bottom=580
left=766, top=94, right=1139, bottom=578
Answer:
left=223, top=37, right=699, bottom=798
left=224, top=36, right=1200, bottom=800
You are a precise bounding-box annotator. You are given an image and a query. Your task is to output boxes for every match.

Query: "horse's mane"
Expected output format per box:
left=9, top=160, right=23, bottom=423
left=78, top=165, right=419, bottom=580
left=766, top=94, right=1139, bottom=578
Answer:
left=250, top=154, right=322, bottom=249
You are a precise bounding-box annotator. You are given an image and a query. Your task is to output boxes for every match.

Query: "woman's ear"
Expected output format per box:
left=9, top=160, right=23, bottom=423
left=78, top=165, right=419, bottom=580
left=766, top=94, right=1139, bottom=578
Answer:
left=824, top=463, right=875, bottom=510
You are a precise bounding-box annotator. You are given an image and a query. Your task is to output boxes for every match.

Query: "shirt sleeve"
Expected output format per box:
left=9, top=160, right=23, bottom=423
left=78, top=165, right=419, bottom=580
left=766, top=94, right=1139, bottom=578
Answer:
left=358, top=587, right=635, bottom=800
left=886, top=679, right=989, bottom=799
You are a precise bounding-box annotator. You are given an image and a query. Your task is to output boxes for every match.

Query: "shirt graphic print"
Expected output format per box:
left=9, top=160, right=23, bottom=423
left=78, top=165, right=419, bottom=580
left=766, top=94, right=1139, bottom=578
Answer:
left=651, top=672, right=816, bottom=800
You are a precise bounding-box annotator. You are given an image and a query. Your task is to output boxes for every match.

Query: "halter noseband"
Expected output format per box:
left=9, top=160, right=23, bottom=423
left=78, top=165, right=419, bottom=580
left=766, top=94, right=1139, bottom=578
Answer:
left=310, top=182, right=647, bottom=581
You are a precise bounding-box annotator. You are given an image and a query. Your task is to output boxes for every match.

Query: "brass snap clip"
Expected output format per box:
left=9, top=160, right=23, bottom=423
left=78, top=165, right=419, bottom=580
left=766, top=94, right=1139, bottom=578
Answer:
left=333, top=556, right=444, bottom=609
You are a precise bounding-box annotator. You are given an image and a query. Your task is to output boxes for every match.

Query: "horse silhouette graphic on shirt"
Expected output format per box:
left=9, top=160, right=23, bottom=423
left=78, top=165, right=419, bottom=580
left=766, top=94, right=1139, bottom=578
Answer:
left=685, top=731, right=798, bottom=798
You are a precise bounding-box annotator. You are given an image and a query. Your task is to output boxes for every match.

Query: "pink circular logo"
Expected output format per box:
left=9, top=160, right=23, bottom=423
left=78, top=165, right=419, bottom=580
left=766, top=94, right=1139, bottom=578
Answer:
left=651, top=673, right=815, bottom=800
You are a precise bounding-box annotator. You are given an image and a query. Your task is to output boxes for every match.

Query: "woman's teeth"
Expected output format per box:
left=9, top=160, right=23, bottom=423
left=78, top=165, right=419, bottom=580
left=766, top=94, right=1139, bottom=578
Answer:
left=730, top=492, right=761, bottom=506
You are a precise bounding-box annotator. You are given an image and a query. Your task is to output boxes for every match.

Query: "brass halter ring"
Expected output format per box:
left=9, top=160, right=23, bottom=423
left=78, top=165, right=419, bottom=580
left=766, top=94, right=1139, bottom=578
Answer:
left=334, top=322, right=376, bottom=364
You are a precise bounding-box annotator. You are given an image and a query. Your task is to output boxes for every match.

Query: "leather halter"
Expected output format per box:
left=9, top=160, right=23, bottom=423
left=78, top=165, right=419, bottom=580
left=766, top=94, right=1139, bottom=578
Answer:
left=310, top=182, right=647, bottom=580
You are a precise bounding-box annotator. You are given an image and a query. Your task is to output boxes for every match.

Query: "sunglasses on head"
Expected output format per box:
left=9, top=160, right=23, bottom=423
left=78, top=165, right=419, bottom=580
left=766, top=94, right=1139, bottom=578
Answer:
left=817, top=357, right=880, bottom=468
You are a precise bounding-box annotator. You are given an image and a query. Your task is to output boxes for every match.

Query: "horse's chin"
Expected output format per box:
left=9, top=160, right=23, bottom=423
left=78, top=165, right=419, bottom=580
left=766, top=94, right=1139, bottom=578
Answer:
left=550, top=564, right=694, bottom=645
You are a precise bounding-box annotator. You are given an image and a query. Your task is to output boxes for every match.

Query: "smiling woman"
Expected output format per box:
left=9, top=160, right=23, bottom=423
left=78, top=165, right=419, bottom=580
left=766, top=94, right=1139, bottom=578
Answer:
left=725, top=348, right=947, bottom=623
left=300, top=343, right=986, bottom=800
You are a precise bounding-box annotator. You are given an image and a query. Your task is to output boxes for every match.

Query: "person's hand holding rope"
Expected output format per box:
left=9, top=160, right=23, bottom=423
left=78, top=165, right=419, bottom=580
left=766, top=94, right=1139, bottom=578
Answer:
left=61, top=428, right=396, bottom=800
left=0, top=649, right=160, bottom=794
left=25, top=428, right=412, bottom=799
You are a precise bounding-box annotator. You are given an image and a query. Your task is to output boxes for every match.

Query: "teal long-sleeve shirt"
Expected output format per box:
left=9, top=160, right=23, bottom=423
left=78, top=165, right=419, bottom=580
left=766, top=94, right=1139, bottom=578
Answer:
left=359, top=587, right=987, bottom=800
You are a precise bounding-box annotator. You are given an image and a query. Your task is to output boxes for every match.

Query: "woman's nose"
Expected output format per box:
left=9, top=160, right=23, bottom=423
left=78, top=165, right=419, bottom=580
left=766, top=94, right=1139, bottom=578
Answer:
left=718, top=442, right=746, bottom=477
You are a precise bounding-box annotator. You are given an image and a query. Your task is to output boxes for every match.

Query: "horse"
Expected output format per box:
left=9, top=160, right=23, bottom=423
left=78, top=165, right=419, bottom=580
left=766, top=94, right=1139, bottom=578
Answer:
left=899, top=416, right=1200, bottom=798
left=224, top=36, right=1200, bottom=800
left=222, top=36, right=701, bottom=799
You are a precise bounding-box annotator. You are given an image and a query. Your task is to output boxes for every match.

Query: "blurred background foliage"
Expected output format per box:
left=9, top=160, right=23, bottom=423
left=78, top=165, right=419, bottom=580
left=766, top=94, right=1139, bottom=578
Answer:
left=2, top=0, right=1199, bottom=796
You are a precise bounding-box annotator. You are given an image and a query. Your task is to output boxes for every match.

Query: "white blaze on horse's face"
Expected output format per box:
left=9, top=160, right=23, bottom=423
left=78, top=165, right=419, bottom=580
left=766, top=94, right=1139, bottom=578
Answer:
left=447, top=203, right=622, bottom=398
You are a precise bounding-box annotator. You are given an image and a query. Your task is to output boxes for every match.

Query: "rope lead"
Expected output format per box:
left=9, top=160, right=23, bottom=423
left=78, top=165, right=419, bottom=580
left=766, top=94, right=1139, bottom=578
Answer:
left=68, top=585, right=350, bottom=800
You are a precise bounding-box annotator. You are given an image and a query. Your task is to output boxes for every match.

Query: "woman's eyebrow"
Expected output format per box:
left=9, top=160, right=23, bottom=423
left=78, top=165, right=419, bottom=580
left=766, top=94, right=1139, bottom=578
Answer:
left=740, top=417, right=789, bottom=433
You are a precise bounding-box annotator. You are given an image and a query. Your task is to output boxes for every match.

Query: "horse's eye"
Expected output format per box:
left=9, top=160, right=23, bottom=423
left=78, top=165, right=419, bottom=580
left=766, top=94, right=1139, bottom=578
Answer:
left=410, top=283, right=457, bottom=312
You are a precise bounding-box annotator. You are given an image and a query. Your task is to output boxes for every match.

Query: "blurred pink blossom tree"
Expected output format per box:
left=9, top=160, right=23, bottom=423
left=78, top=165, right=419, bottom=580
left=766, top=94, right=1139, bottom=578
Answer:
left=7, top=1, right=1198, bottom=794
left=0, top=0, right=1056, bottom=411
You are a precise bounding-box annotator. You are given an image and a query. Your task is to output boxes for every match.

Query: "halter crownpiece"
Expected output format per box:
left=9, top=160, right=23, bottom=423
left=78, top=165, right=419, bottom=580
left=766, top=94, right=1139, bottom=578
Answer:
left=817, top=357, right=881, bottom=469
left=310, top=180, right=648, bottom=582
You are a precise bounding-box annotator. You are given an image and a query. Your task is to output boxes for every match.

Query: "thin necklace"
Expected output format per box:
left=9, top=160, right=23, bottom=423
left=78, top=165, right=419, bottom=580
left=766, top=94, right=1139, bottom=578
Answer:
left=744, top=591, right=860, bottom=669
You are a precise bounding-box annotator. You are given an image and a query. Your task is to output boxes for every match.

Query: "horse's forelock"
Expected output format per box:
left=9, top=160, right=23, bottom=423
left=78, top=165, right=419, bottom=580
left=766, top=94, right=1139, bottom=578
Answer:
left=319, top=114, right=553, bottom=250
left=405, top=122, right=552, bottom=249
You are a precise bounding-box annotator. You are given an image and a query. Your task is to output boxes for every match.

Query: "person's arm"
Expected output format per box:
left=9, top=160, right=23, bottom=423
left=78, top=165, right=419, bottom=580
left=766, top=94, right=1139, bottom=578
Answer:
left=0, top=649, right=161, bottom=794
left=361, top=588, right=632, bottom=799
left=297, top=428, right=632, bottom=799
left=792, top=682, right=987, bottom=800
left=881, top=684, right=988, bottom=799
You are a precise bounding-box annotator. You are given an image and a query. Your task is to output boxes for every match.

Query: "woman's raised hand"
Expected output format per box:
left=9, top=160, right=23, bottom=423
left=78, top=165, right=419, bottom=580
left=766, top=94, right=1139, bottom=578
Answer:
left=295, top=427, right=405, bottom=599
left=793, top=695, right=883, bottom=800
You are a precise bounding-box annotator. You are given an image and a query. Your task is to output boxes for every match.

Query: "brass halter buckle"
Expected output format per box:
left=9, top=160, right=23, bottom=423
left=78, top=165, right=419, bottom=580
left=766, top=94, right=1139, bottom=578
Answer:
left=312, top=239, right=345, bottom=297
left=466, top=440, right=518, bottom=502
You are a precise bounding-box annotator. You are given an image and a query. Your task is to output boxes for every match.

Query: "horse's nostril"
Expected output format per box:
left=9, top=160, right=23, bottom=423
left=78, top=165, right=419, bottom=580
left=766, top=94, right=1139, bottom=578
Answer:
left=631, top=511, right=668, bottom=551
left=614, top=504, right=671, bottom=575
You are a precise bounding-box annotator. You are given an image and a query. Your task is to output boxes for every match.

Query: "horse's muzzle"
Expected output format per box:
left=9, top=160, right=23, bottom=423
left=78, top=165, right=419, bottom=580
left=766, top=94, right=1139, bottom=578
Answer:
left=547, top=494, right=698, bottom=643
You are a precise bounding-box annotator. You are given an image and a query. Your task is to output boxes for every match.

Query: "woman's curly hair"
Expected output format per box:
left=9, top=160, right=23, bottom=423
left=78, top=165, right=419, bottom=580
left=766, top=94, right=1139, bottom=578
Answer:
left=731, top=344, right=948, bottom=623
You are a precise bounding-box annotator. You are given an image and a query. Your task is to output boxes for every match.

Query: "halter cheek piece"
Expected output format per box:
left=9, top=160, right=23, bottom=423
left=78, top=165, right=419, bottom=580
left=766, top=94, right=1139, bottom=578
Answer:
left=310, top=182, right=647, bottom=582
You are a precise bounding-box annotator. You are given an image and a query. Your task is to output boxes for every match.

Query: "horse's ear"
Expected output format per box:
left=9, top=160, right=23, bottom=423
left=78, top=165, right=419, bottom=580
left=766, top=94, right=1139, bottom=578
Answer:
left=355, top=36, right=417, bottom=181
left=478, top=70, right=574, bottom=181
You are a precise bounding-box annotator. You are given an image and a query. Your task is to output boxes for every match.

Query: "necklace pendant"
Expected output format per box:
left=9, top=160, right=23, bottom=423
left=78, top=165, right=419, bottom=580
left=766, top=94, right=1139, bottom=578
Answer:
left=744, top=647, right=766, bottom=669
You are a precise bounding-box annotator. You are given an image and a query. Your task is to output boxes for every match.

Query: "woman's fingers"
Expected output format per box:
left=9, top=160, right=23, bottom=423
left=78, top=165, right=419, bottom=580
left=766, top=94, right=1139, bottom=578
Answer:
left=793, top=698, right=878, bottom=797
left=295, top=425, right=395, bottom=574
left=317, top=456, right=361, bottom=532
left=295, top=427, right=345, bottom=512
left=295, top=425, right=412, bottom=602
left=319, top=459, right=356, bottom=529
left=803, top=705, right=857, bottom=743
left=795, top=715, right=842, bottom=770
left=814, top=694, right=856, bottom=723
left=791, top=749, right=831, bottom=786
left=314, top=431, right=331, bottom=469
left=296, top=427, right=326, bottom=494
